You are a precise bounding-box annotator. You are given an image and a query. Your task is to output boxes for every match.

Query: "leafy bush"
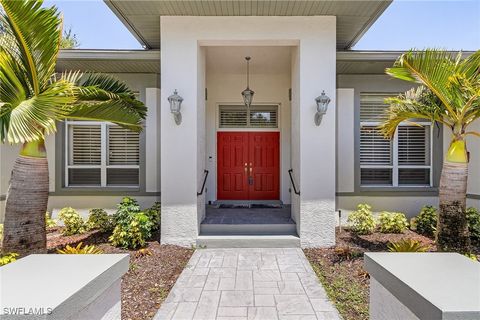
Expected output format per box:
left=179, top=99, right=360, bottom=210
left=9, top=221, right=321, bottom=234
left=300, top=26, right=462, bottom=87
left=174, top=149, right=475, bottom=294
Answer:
left=86, top=208, right=114, bottom=232
left=0, top=252, right=19, bottom=266
left=347, top=204, right=376, bottom=235
left=411, top=206, right=437, bottom=237
left=466, top=207, right=480, bottom=242
left=57, top=242, right=103, bottom=254
left=109, top=212, right=153, bottom=249
left=144, top=202, right=161, bottom=231
left=58, top=207, right=85, bottom=236
left=109, top=197, right=153, bottom=249
left=378, top=211, right=408, bottom=233
left=387, top=239, right=428, bottom=252
left=114, top=197, right=141, bottom=225
left=45, top=212, right=57, bottom=228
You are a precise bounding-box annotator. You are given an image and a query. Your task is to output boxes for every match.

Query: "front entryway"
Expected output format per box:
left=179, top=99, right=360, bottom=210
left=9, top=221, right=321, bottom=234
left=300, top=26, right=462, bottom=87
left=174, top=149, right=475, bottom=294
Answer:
left=217, top=132, right=279, bottom=200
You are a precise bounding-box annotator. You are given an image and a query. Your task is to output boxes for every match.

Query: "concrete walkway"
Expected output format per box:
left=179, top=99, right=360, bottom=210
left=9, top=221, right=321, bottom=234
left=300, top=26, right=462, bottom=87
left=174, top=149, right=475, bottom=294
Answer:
left=154, top=248, right=341, bottom=320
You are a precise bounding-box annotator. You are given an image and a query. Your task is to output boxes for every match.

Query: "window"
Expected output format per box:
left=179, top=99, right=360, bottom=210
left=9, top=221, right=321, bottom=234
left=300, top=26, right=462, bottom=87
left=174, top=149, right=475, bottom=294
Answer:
left=219, top=105, right=278, bottom=128
left=65, top=121, right=140, bottom=187
left=360, top=93, right=432, bottom=187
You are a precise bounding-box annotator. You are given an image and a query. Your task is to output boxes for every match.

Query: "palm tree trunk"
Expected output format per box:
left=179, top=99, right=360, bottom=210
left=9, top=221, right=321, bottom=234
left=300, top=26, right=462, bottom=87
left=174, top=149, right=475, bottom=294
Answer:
left=436, top=139, right=471, bottom=253
left=2, top=140, right=49, bottom=256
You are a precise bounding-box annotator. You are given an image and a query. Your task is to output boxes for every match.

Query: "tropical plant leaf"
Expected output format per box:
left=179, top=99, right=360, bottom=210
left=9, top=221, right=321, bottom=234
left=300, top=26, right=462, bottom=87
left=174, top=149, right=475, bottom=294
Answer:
left=0, top=0, right=62, bottom=94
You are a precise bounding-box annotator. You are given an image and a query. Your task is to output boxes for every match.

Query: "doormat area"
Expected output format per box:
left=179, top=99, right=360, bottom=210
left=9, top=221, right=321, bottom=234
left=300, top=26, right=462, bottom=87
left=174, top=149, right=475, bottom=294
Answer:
left=217, top=204, right=283, bottom=209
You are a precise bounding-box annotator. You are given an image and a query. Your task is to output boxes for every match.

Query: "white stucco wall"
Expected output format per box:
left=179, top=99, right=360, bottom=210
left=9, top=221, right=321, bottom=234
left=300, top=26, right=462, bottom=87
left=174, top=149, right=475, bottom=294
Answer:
left=160, top=16, right=337, bottom=247
left=336, top=88, right=355, bottom=193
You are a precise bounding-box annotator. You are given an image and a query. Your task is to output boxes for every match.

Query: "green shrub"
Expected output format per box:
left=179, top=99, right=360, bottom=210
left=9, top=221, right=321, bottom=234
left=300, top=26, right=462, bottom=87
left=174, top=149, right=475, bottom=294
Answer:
left=86, top=208, right=114, bottom=232
left=57, top=242, right=103, bottom=254
left=411, top=206, right=437, bottom=237
left=109, top=212, right=153, bottom=249
left=144, top=202, right=161, bottom=231
left=109, top=197, right=153, bottom=249
left=347, top=204, right=376, bottom=235
left=387, top=239, right=429, bottom=252
left=466, top=207, right=480, bottom=242
left=378, top=211, right=408, bottom=234
left=114, top=197, right=141, bottom=225
left=45, top=212, right=57, bottom=228
left=58, top=207, right=85, bottom=236
left=0, top=252, right=19, bottom=266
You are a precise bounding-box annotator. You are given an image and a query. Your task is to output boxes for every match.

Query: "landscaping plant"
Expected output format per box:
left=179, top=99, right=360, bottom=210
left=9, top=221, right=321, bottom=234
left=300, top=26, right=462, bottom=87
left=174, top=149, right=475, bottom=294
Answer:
left=378, top=211, right=408, bottom=234
left=58, top=207, right=85, bottom=236
left=410, top=206, right=437, bottom=237
left=45, top=212, right=57, bottom=228
left=109, top=212, right=153, bottom=249
left=109, top=197, right=154, bottom=249
left=86, top=208, right=114, bottom=232
left=466, top=207, right=480, bottom=243
left=0, top=252, right=19, bottom=266
left=381, top=49, right=480, bottom=253
left=144, top=201, right=161, bottom=231
left=387, top=239, right=429, bottom=252
left=347, top=204, right=376, bottom=235
left=0, top=0, right=146, bottom=255
left=57, top=242, right=103, bottom=254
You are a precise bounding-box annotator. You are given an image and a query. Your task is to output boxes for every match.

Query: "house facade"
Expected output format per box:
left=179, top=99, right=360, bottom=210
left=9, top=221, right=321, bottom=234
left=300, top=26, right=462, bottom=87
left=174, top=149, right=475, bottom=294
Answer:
left=0, top=1, right=478, bottom=248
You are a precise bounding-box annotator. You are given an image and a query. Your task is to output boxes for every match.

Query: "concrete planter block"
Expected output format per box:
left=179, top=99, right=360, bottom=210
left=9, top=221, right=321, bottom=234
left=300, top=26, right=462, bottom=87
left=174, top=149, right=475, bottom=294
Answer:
left=365, top=252, right=480, bottom=320
left=0, top=254, right=129, bottom=319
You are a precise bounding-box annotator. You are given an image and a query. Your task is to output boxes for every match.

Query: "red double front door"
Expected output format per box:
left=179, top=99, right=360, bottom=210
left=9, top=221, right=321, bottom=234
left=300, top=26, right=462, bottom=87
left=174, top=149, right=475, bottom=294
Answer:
left=217, top=132, right=280, bottom=200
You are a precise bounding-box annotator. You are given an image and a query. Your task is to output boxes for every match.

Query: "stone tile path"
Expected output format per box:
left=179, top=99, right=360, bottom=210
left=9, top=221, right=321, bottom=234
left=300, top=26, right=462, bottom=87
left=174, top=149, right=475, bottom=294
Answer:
left=154, top=248, right=341, bottom=320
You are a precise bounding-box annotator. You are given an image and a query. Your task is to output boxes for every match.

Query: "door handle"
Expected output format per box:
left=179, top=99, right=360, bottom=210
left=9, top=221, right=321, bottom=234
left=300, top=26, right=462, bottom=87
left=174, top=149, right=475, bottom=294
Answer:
left=244, top=163, right=248, bottom=173
left=249, top=163, right=253, bottom=174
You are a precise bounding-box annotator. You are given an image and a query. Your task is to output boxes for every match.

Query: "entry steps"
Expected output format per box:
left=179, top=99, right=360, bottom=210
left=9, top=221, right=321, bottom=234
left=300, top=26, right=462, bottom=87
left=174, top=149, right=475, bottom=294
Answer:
left=200, top=223, right=296, bottom=235
left=196, top=234, right=300, bottom=248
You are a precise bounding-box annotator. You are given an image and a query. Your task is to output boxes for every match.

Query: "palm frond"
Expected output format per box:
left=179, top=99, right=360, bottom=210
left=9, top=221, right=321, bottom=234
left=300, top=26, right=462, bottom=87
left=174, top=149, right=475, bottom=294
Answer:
left=0, top=0, right=62, bottom=94
left=1, top=80, right=76, bottom=143
left=59, top=73, right=147, bottom=130
left=379, top=86, right=448, bottom=138
left=386, top=49, right=460, bottom=120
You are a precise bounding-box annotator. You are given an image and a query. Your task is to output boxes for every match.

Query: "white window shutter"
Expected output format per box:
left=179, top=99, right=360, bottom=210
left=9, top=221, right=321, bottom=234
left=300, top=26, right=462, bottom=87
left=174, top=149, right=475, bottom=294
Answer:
left=107, top=126, right=140, bottom=165
left=70, top=125, right=101, bottom=165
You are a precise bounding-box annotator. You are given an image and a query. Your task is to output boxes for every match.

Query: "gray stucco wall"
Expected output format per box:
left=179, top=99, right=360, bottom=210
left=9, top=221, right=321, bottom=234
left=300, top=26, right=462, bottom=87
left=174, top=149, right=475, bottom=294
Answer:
left=336, top=74, right=445, bottom=218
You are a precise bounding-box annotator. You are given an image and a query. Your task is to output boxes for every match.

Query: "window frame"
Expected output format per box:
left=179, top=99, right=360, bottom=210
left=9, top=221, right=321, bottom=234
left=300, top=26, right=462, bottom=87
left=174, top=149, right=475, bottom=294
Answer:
left=217, top=104, right=280, bottom=131
left=359, top=94, right=433, bottom=188
left=64, top=120, right=140, bottom=188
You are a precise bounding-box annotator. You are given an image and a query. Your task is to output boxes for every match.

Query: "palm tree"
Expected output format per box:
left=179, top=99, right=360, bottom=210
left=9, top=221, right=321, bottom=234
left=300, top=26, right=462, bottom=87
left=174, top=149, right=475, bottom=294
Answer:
left=381, top=49, right=480, bottom=253
left=0, top=0, right=146, bottom=255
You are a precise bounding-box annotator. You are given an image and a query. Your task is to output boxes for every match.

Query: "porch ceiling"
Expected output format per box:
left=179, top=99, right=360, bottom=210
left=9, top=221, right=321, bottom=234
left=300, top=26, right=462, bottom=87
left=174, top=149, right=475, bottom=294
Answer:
left=104, top=0, right=392, bottom=50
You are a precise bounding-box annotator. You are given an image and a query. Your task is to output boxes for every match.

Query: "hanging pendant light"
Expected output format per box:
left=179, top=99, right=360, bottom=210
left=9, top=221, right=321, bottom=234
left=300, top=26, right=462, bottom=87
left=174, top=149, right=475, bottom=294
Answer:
left=241, top=56, right=254, bottom=108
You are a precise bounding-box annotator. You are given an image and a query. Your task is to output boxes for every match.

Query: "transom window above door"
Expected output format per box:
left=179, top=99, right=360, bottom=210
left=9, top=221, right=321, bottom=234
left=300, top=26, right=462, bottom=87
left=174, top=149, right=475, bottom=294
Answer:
left=219, top=105, right=278, bottom=128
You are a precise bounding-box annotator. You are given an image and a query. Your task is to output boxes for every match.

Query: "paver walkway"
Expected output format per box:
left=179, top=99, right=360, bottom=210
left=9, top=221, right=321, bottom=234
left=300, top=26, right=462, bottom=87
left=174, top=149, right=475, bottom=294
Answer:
left=154, top=248, right=341, bottom=320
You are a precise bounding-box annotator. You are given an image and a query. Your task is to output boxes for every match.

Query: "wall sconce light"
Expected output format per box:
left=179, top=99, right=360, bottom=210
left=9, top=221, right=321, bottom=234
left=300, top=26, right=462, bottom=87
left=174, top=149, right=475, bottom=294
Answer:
left=314, top=91, right=331, bottom=126
left=168, top=89, right=183, bottom=125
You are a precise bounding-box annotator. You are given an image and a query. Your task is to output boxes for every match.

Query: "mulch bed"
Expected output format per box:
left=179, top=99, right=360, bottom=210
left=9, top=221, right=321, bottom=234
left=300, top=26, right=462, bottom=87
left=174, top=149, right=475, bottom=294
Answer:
left=304, top=228, right=435, bottom=320
left=46, top=227, right=107, bottom=252
left=97, top=242, right=193, bottom=320
left=45, top=229, right=194, bottom=320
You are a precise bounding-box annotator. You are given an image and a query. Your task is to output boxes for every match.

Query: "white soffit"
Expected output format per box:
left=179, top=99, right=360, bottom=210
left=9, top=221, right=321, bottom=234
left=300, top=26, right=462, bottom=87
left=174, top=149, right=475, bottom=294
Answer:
left=104, top=0, right=392, bottom=50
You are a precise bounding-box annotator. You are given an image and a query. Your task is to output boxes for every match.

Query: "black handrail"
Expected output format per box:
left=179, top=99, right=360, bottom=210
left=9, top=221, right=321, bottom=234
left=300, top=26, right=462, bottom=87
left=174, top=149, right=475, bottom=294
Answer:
left=197, top=170, right=209, bottom=196
left=288, top=169, right=300, bottom=195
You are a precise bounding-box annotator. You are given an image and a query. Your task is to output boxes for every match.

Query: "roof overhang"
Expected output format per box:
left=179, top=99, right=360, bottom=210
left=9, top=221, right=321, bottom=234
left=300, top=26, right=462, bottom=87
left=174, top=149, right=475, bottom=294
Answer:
left=56, top=49, right=473, bottom=75
left=56, top=49, right=160, bottom=73
left=104, top=0, right=392, bottom=50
